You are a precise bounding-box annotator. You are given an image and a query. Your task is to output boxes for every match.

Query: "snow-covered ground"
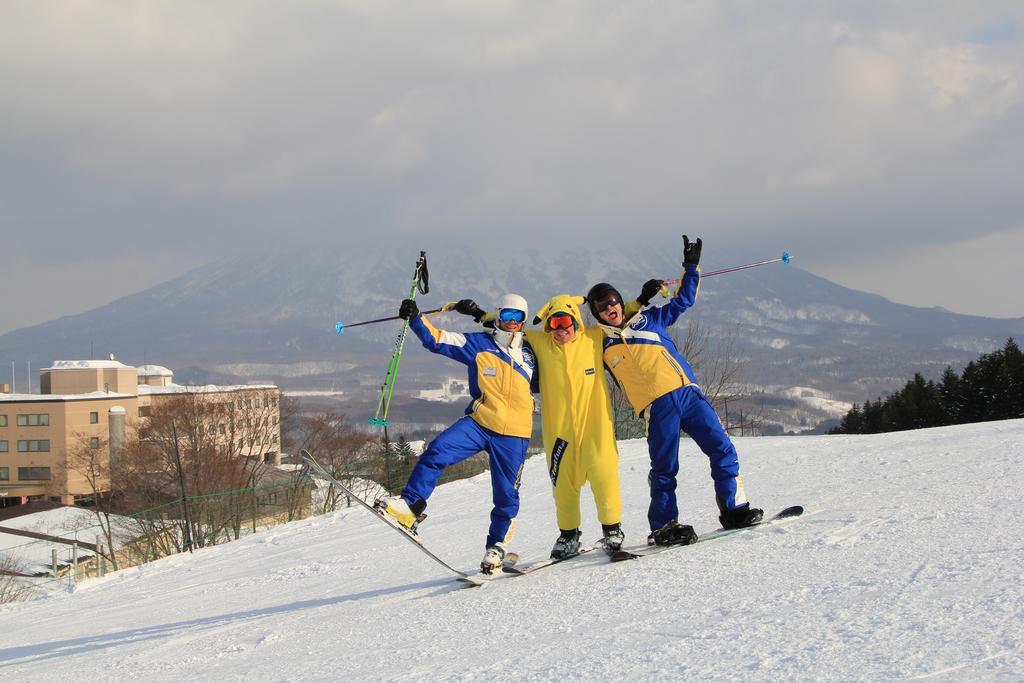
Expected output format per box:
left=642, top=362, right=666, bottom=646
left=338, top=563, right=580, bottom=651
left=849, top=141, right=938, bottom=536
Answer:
left=1, top=420, right=1022, bottom=680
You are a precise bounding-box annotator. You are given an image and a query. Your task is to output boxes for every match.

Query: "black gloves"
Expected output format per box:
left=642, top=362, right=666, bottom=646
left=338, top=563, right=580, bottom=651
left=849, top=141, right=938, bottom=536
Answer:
left=637, top=279, right=663, bottom=306
left=454, top=298, right=486, bottom=322
left=399, top=299, right=419, bottom=320
left=683, top=234, right=702, bottom=266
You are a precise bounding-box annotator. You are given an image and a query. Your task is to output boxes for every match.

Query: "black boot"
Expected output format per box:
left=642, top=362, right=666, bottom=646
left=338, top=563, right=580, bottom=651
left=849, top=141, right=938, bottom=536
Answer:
left=717, top=499, right=764, bottom=529
left=550, top=529, right=582, bottom=559
left=649, top=521, right=697, bottom=547
left=601, top=523, right=624, bottom=552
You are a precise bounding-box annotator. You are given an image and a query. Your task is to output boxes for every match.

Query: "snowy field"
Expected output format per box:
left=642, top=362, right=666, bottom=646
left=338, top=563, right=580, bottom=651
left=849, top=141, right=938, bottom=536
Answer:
left=1, top=420, right=1022, bottom=681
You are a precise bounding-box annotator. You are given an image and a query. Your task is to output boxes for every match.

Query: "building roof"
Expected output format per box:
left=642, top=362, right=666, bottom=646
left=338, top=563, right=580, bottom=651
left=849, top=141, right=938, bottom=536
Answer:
left=138, top=383, right=277, bottom=396
left=44, top=360, right=135, bottom=370
left=0, top=390, right=136, bottom=404
left=136, top=365, right=174, bottom=377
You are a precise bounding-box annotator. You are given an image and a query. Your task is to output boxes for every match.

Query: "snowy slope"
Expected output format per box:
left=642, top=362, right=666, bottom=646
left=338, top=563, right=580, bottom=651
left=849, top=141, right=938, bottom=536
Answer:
left=1, top=421, right=1022, bottom=680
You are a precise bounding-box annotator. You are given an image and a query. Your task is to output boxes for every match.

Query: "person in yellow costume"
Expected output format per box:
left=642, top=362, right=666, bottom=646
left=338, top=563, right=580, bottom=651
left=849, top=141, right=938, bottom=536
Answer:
left=457, top=294, right=624, bottom=559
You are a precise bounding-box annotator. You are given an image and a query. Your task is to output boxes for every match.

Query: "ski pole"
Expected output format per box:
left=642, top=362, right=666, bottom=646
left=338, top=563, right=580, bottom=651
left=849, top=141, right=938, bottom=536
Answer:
left=335, top=308, right=446, bottom=335
left=661, top=251, right=791, bottom=286
left=369, top=251, right=429, bottom=428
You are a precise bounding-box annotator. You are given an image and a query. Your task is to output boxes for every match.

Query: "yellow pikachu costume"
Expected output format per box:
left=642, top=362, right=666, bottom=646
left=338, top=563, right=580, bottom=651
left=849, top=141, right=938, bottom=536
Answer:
left=525, top=295, right=622, bottom=531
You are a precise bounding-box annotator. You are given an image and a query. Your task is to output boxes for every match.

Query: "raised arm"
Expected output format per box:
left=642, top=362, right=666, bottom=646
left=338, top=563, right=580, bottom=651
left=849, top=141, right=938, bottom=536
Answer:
left=648, top=235, right=702, bottom=328
left=400, top=299, right=476, bottom=365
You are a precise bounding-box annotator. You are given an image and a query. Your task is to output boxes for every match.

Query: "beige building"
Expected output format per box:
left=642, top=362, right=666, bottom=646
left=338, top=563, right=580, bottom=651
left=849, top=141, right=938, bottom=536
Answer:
left=0, top=360, right=280, bottom=508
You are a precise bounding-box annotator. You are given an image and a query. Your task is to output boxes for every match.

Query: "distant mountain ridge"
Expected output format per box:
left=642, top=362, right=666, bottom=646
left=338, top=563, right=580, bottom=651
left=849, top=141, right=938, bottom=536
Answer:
left=2, top=244, right=1022, bottom=432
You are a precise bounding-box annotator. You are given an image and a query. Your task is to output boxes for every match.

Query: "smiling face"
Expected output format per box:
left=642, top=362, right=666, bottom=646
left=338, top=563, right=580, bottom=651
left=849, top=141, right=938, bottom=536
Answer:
left=551, top=325, right=576, bottom=344
left=547, top=312, right=577, bottom=344
left=598, top=301, right=624, bottom=327
left=591, top=289, right=625, bottom=328
left=498, top=318, right=523, bottom=333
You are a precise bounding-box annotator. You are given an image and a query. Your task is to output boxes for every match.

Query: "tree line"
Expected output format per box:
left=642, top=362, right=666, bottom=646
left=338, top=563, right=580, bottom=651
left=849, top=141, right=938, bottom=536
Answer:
left=830, top=338, right=1024, bottom=434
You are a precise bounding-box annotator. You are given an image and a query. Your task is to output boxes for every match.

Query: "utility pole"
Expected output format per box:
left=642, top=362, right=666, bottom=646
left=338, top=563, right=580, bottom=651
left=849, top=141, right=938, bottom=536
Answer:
left=171, top=421, right=195, bottom=553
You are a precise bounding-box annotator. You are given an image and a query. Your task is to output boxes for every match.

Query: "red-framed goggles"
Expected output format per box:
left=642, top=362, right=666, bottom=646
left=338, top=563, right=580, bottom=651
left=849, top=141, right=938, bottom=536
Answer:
left=593, top=293, right=622, bottom=313
left=498, top=308, right=526, bottom=324
left=547, top=313, right=575, bottom=331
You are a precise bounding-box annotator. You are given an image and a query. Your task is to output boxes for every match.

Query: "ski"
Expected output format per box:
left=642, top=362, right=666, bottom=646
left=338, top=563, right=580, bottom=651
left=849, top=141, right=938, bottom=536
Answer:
left=611, top=505, right=805, bottom=562
left=454, top=553, right=522, bottom=587
left=300, top=450, right=476, bottom=581
left=501, top=545, right=598, bottom=575
left=456, top=545, right=598, bottom=587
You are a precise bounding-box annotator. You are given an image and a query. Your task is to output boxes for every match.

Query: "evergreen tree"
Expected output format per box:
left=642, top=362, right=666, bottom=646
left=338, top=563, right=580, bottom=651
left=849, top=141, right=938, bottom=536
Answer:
left=938, top=366, right=962, bottom=425
left=832, top=338, right=1022, bottom=434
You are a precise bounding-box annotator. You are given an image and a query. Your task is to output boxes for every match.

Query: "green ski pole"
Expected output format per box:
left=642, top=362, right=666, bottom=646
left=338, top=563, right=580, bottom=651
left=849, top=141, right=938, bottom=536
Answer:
left=369, top=251, right=429, bottom=428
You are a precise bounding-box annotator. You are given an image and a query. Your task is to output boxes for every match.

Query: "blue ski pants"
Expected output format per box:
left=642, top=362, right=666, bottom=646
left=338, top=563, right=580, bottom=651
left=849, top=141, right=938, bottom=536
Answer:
left=645, top=385, right=744, bottom=531
left=402, top=416, right=528, bottom=549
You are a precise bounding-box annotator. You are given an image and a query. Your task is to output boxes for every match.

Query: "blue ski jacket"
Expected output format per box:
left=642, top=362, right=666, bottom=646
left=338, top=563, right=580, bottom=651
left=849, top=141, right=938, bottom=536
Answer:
left=596, top=262, right=702, bottom=414
left=409, top=315, right=536, bottom=438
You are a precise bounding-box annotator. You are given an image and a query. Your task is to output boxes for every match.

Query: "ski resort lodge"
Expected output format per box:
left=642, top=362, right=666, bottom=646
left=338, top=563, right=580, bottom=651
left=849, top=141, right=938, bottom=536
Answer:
left=0, top=360, right=281, bottom=509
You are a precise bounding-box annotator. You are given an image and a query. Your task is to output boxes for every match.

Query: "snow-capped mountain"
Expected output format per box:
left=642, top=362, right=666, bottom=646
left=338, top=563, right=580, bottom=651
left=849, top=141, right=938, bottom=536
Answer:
left=1, top=243, right=1021, bottom=431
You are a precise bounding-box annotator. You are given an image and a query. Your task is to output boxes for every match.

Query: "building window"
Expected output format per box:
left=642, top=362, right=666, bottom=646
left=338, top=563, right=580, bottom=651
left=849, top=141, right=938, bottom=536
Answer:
left=0, top=467, right=8, bottom=480
left=138, top=406, right=151, bottom=417
left=17, top=440, right=50, bottom=452
left=90, top=437, right=100, bottom=448
left=16, top=414, right=49, bottom=427
left=0, top=415, right=7, bottom=427
left=90, top=412, right=99, bottom=424
left=0, top=440, right=7, bottom=453
left=218, top=424, right=226, bottom=435
left=18, top=467, right=51, bottom=481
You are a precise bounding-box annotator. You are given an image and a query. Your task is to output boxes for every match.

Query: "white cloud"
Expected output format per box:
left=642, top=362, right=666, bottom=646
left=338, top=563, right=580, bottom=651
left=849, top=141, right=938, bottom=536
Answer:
left=1, top=1, right=1023, bottom=320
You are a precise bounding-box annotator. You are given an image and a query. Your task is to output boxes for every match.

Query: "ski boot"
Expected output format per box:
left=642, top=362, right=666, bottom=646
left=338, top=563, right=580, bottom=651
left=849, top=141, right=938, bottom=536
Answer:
left=601, top=523, right=625, bottom=553
left=717, top=498, right=764, bottom=530
left=648, top=520, right=698, bottom=547
left=550, top=529, right=582, bottom=559
left=480, top=544, right=507, bottom=574
left=373, top=496, right=424, bottom=533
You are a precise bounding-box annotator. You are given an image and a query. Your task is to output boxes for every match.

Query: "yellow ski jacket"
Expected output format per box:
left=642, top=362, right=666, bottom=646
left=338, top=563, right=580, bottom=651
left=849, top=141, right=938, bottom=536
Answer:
left=525, top=295, right=621, bottom=530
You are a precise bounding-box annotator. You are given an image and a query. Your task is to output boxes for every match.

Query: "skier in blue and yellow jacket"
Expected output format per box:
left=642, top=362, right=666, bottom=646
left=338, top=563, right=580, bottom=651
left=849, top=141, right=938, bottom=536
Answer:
left=379, top=294, right=535, bottom=573
left=590, top=235, right=764, bottom=546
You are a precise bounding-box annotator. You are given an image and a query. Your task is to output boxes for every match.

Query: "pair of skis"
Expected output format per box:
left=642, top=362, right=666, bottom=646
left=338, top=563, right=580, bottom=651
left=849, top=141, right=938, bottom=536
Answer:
left=301, top=449, right=600, bottom=586
left=304, top=449, right=803, bottom=588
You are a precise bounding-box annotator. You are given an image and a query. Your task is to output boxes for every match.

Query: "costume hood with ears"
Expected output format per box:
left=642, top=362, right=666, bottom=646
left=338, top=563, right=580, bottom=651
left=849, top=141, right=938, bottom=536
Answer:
left=532, top=294, right=586, bottom=332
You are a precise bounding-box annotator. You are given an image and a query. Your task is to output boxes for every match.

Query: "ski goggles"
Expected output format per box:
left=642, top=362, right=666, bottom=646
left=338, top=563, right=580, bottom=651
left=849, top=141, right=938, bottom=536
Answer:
left=498, top=308, right=526, bottom=324
left=547, top=313, right=575, bottom=331
left=593, top=293, right=622, bottom=313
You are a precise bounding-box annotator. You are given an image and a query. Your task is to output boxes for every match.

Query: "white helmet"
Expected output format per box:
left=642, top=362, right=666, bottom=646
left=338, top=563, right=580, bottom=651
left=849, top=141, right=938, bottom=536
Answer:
left=495, top=293, right=529, bottom=321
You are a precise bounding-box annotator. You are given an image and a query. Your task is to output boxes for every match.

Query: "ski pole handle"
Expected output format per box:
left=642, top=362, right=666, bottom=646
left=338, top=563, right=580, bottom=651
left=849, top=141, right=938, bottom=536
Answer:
left=661, top=251, right=791, bottom=286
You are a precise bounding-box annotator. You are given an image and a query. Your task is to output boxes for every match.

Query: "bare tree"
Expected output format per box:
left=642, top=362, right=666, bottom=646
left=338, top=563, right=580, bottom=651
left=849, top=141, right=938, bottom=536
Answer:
left=0, top=554, right=33, bottom=603
left=608, top=317, right=757, bottom=438
left=675, top=319, right=763, bottom=435
left=123, top=389, right=284, bottom=548
left=291, top=411, right=382, bottom=512
left=55, top=434, right=123, bottom=570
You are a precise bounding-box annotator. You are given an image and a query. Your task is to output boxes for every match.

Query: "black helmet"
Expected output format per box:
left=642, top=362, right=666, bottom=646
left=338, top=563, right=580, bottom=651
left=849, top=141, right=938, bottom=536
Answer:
left=586, top=282, right=622, bottom=319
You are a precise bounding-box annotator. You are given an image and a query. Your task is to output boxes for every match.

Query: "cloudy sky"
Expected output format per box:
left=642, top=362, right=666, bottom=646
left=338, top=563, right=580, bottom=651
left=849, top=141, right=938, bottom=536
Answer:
left=2, top=1, right=1022, bottom=334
